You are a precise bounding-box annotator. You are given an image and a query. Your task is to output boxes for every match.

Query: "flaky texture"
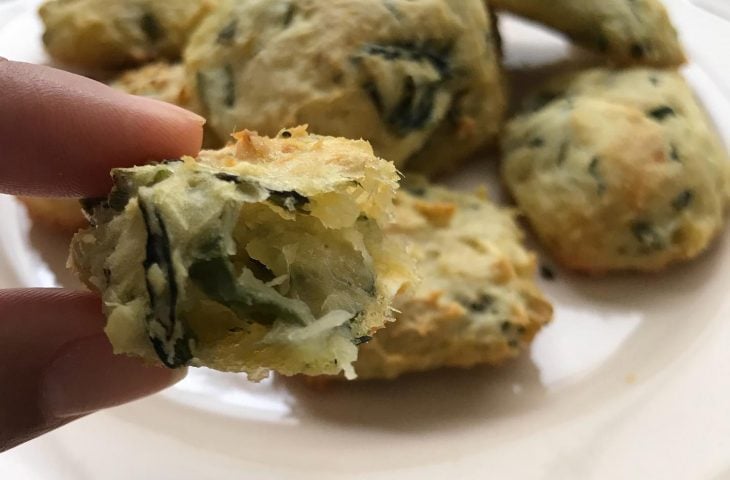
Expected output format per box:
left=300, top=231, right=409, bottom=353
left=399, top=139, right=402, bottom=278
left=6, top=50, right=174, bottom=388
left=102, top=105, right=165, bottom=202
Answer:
left=502, top=68, right=730, bottom=273
left=40, top=0, right=218, bottom=69
left=184, top=0, right=506, bottom=175
left=70, top=127, right=414, bottom=380
left=490, top=0, right=685, bottom=67
left=353, top=182, right=552, bottom=380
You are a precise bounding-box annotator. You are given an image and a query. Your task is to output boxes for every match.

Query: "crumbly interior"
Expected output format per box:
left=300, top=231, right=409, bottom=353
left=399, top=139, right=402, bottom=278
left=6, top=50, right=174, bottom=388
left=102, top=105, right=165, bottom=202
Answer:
left=353, top=181, right=553, bottom=379
left=70, top=127, right=413, bottom=380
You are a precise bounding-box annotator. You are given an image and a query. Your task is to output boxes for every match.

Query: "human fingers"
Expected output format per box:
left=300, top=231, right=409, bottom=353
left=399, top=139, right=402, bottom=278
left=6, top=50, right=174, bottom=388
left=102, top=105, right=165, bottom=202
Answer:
left=0, top=289, right=186, bottom=452
left=0, top=58, right=204, bottom=197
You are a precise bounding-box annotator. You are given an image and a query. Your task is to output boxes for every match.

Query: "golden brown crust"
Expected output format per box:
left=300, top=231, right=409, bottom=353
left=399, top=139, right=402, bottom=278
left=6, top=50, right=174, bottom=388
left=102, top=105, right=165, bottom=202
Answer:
left=502, top=68, right=729, bottom=273
left=39, top=0, right=218, bottom=69
left=352, top=183, right=552, bottom=380
left=490, top=0, right=685, bottom=67
left=70, top=127, right=413, bottom=380
left=184, top=0, right=506, bottom=175
left=110, top=62, right=190, bottom=106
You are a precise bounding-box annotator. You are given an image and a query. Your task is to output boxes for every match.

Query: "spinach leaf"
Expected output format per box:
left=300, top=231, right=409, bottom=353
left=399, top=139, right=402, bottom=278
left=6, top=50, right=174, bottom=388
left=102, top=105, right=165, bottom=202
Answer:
left=139, top=197, right=195, bottom=368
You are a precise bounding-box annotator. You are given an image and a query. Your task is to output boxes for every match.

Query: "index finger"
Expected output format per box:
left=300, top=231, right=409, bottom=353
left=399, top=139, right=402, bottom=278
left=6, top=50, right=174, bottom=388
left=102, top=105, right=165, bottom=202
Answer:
left=0, top=59, right=205, bottom=197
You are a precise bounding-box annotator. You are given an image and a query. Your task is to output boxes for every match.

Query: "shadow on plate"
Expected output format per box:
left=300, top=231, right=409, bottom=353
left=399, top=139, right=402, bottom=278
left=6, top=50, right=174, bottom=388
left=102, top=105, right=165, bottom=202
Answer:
left=556, top=226, right=729, bottom=307
left=279, top=355, right=545, bottom=433
left=280, top=227, right=730, bottom=434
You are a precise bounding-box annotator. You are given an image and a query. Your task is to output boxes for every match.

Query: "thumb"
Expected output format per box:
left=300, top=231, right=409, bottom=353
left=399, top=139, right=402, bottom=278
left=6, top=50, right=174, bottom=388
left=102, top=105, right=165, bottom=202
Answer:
left=40, top=333, right=187, bottom=419
left=0, top=289, right=186, bottom=452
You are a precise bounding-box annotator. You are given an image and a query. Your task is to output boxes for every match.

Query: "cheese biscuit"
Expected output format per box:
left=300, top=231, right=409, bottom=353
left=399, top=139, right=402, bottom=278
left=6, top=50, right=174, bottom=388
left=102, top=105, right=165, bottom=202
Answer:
left=184, top=0, right=506, bottom=175
left=40, top=0, right=217, bottom=69
left=490, top=0, right=685, bottom=67
left=70, top=127, right=414, bottom=380
left=353, top=182, right=552, bottom=379
left=502, top=68, right=729, bottom=273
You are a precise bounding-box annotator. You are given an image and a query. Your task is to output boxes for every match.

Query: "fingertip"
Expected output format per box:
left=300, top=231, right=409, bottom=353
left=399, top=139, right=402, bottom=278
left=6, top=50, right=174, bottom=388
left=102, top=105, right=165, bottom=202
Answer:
left=40, top=334, right=187, bottom=420
left=0, top=61, right=205, bottom=197
left=121, top=94, right=206, bottom=159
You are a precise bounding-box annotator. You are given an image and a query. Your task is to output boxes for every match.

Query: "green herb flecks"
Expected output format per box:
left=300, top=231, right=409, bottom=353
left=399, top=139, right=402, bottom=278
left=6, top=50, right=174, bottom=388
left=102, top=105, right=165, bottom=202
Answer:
left=540, top=264, right=555, bottom=280
left=216, top=20, right=237, bottom=45
left=353, top=335, right=372, bottom=345
left=215, top=172, right=241, bottom=183
left=282, top=3, right=297, bottom=26
left=672, top=189, right=694, bottom=211
left=389, top=76, right=441, bottom=133
left=670, top=144, right=681, bottom=162
left=588, top=157, right=606, bottom=195
left=108, top=187, right=132, bottom=212
left=139, top=196, right=195, bottom=368
left=140, top=12, right=163, bottom=43
left=356, top=42, right=452, bottom=135
left=383, top=1, right=403, bottom=19
left=268, top=190, right=310, bottom=213
left=362, top=42, right=451, bottom=76
left=189, top=256, right=315, bottom=326
left=466, top=293, right=494, bottom=313
left=647, top=105, right=676, bottom=121
left=196, top=66, right=236, bottom=111
left=556, top=139, right=569, bottom=165
left=630, top=43, right=646, bottom=59
left=632, top=221, right=665, bottom=252
left=528, top=137, right=545, bottom=148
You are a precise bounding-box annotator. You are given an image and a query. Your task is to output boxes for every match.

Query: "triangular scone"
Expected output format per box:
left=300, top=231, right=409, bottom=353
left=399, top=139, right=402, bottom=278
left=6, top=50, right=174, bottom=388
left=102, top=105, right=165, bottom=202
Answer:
left=70, top=127, right=414, bottom=380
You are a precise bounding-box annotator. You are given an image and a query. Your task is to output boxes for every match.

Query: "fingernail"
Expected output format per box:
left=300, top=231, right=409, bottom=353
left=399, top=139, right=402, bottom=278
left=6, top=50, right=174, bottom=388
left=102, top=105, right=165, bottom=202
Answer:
left=40, top=334, right=187, bottom=419
left=130, top=95, right=207, bottom=126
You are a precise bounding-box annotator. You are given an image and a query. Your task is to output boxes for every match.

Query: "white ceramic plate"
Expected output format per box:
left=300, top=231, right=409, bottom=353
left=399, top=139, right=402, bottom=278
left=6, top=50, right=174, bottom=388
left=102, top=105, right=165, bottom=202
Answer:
left=2, top=1, right=730, bottom=478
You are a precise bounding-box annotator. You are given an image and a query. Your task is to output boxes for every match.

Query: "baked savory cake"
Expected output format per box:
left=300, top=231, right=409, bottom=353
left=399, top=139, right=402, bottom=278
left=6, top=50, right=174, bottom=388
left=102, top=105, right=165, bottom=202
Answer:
left=39, top=0, right=218, bottom=69
left=18, top=197, right=86, bottom=231
left=110, top=62, right=188, bottom=105
left=352, top=181, right=552, bottom=379
left=490, top=0, right=685, bottom=67
left=183, top=0, right=506, bottom=175
left=70, top=126, right=414, bottom=380
left=502, top=68, right=730, bottom=273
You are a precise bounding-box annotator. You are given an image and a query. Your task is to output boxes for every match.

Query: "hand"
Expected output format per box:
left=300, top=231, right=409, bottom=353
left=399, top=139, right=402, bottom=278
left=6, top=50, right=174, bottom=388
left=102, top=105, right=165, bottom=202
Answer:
left=0, top=58, right=205, bottom=452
